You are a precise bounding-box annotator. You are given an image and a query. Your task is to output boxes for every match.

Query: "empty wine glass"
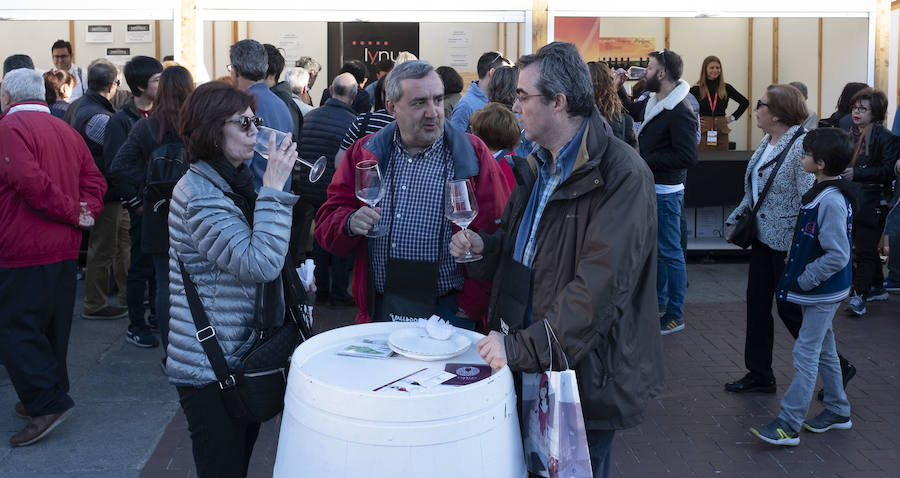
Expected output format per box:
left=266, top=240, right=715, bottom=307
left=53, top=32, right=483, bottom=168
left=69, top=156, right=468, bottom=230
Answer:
left=446, top=179, right=482, bottom=263
left=254, top=126, right=326, bottom=183
left=355, top=160, right=386, bottom=238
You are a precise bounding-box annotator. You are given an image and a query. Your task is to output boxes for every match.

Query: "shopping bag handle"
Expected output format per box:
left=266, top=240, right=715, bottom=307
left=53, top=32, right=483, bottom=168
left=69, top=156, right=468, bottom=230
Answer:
left=543, top=319, right=570, bottom=371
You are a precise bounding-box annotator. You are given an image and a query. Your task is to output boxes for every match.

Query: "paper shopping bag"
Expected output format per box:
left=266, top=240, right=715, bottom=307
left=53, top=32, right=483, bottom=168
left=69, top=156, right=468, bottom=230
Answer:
left=522, top=321, right=592, bottom=478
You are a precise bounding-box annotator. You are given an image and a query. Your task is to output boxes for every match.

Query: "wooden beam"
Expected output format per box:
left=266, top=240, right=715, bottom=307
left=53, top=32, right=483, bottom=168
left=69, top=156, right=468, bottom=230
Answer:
left=69, top=21, right=75, bottom=64
left=212, top=21, right=217, bottom=77
left=874, top=0, right=890, bottom=91
left=664, top=18, right=670, bottom=49
left=155, top=20, right=161, bottom=60
left=747, top=18, right=753, bottom=148
left=232, top=21, right=238, bottom=44
left=504, top=23, right=508, bottom=57
left=817, top=18, right=823, bottom=119
left=772, top=18, right=778, bottom=84
left=179, top=0, right=197, bottom=79
left=532, top=0, right=548, bottom=51
left=517, top=22, right=522, bottom=60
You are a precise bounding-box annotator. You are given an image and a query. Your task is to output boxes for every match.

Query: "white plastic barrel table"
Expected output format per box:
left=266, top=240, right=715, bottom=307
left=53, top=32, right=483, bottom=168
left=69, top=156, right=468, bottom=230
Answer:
left=273, top=322, right=526, bottom=477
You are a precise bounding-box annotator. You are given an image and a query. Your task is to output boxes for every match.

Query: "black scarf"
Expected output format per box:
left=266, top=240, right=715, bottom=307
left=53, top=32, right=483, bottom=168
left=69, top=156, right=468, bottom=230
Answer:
left=208, top=157, right=257, bottom=223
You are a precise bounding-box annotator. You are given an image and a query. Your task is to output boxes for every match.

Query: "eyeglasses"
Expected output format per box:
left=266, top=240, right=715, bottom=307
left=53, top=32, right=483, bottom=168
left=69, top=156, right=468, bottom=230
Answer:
left=852, top=105, right=869, bottom=113
left=226, top=64, right=234, bottom=73
left=224, top=115, right=263, bottom=131
left=756, top=100, right=769, bottom=109
left=52, top=54, right=71, bottom=60
left=514, top=91, right=546, bottom=103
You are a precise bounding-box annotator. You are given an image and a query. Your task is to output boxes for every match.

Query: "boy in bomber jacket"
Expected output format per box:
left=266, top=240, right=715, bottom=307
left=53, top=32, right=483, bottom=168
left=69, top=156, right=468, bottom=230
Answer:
left=750, top=128, right=857, bottom=446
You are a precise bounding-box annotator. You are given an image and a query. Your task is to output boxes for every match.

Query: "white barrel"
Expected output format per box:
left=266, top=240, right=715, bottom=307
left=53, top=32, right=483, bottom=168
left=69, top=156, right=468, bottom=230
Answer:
left=274, top=322, right=526, bottom=477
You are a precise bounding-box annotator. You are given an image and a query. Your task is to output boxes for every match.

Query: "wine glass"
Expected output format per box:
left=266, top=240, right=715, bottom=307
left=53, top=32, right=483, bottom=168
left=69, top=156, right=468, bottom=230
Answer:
left=446, top=179, right=482, bottom=263
left=354, top=160, right=386, bottom=238
left=254, top=126, right=327, bottom=183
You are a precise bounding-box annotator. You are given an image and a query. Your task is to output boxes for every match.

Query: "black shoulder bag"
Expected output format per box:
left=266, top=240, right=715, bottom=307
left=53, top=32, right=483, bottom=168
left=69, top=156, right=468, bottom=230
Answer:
left=730, top=129, right=804, bottom=249
left=178, top=257, right=312, bottom=423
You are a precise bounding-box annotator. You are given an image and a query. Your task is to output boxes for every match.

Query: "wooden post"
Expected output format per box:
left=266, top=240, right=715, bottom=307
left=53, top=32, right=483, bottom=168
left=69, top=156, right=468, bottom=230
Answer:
left=747, top=18, right=753, bottom=148
left=69, top=21, right=75, bottom=63
left=179, top=0, right=198, bottom=78
left=155, top=20, right=161, bottom=60
left=532, top=0, right=548, bottom=51
left=664, top=18, right=670, bottom=49
left=211, top=22, right=217, bottom=76
left=232, top=21, right=238, bottom=44
left=873, top=0, right=890, bottom=91
left=504, top=23, right=508, bottom=57
left=817, top=18, right=823, bottom=119
left=517, top=22, right=522, bottom=60
left=772, top=18, right=778, bottom=84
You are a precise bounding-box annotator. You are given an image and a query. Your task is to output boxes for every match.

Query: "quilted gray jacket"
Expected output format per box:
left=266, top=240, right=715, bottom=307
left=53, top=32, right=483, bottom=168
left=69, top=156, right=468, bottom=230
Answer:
left=726, top=125, right=814, bottom=252
left=165, top=160, right=298, bottom=387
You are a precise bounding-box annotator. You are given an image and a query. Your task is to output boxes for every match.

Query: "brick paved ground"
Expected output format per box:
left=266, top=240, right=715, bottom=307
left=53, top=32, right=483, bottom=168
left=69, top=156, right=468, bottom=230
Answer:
left=138, top=262, right=900, bottom=477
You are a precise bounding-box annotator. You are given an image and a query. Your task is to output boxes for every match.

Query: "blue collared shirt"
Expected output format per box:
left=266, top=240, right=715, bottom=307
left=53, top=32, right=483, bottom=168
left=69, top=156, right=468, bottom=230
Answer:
left=247, top=82, right=294, bottom=192
left=448, top=81, right=489, bottom=133
left=513, top=119, right=587, bottom=267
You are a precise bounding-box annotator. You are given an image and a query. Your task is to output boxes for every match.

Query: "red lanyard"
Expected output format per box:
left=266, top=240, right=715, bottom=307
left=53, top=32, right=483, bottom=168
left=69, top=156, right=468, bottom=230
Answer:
left=707, top=92, right=718, bottom=114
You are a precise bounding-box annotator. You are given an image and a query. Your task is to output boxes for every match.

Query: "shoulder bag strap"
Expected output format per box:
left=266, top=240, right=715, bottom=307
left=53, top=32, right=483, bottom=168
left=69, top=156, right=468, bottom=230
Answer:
left=178, top=260, right=234, bottom=385
left=749, top=128, right=804, bottom=217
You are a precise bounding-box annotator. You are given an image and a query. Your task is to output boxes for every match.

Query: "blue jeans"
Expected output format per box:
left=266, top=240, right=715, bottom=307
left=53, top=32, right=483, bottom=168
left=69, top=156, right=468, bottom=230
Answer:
left=656, top=191, right=686, bottom=318
left=778, top=302, right=851, bottom=432
left=587, top=429, right=615, bottom=478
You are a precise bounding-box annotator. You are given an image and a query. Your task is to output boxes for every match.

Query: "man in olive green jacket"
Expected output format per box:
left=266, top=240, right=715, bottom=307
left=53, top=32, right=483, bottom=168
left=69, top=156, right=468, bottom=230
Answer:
left=450, top=42, right=664, bottom=478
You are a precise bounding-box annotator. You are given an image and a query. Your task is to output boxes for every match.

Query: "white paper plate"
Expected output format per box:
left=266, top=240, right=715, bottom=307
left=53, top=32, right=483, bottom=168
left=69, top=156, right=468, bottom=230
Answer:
left=388, top=328, right=471, bottom=360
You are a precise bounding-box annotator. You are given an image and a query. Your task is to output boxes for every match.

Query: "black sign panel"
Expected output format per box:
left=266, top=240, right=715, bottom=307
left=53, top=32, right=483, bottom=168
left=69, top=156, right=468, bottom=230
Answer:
left=327, top=22, right=419, bottom=83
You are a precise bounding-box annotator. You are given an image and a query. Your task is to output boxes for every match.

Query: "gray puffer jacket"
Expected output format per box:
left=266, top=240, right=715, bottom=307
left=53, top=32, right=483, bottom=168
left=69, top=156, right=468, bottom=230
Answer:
left=166, top=160, right=298, bottom=387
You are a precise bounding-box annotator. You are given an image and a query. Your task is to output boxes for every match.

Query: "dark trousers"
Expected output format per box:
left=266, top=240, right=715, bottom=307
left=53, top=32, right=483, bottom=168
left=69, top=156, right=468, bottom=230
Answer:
left=152, top=253, right=170, bottom=352
left=587, top=429, right=615, bottom=478
left=127, top=210, right=155, bottom=330
left=745, top=241, right=849, bottom=381
left=888, top=235, right=900, bottom=282
left=177, top=383, right=261, bottom=478
left=852, top=214, right=886, bottom=297
left=0, top=261, right=77, bottom=416
left=311, top=239, right=352, bottom=300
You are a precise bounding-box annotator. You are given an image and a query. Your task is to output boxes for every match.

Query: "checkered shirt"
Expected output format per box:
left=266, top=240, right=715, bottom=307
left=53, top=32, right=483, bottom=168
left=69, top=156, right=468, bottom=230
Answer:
left=370, top=130, right=464, bottom=295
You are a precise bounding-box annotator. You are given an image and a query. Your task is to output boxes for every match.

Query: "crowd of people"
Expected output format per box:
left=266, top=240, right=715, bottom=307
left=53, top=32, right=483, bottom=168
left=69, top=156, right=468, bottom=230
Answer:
left=1, top=36, right=899, bottom=478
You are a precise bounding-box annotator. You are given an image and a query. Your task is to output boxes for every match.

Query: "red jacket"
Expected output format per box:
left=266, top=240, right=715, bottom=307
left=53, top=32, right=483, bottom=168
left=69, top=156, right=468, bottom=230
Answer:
left=314, top=122, right=511, bottom=328
left=0, top=102, right=106, bottom=268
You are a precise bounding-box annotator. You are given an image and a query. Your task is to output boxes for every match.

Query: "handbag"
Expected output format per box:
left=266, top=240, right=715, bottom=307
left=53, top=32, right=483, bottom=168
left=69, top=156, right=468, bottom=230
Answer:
left=730, top=129, right=804, bottom=249
left=522, top=320, right=592, bottom=478
left=178, top=258, right=312, bottom=423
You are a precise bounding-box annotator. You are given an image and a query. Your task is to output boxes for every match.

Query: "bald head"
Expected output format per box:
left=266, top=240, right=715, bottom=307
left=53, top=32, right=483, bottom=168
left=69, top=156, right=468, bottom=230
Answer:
left=331, top=72, right=358, bottom=104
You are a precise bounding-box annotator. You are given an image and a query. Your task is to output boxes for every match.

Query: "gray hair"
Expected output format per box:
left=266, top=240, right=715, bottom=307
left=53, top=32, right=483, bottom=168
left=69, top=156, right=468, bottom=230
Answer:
left=517, top=42, right=594, bottom=117
left=789, top=81, right=809, bottom=100
left=384, top=60, right=435, bottom=102
left=1, top=68, right=46, bottom=104
left=229, top=39, right=267, bottom=81
left=295, top=56, right=322, bottom=73
left=287, top=67, right=310, bottom=95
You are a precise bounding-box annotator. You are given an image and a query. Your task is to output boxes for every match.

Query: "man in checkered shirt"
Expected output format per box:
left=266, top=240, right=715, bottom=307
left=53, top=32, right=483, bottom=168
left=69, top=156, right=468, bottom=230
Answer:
left=314, top=60, right=511, bottom=330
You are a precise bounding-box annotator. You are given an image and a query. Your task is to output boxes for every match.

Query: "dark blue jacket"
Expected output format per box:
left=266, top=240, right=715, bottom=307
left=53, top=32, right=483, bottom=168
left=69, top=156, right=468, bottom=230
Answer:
left=104, top=100, right=146, bottom=203
left=320, top=86, right=372, bottom=115
left=777, top=182, right=853, bottom=305
left=296, top=98, right=358, bottom=207
left=73, top=90, right=118, bottom=201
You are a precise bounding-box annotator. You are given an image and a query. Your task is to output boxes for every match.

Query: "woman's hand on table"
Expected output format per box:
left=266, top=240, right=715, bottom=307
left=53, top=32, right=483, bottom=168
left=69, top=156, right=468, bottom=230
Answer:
left=477, top=331, right=507, bottom=370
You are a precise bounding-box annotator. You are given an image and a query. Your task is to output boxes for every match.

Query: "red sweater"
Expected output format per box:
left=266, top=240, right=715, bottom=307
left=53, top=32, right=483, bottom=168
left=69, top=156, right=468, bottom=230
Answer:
left=314, top=123, right=511, bottom=329
left=0, top=102, right=106, bottom=268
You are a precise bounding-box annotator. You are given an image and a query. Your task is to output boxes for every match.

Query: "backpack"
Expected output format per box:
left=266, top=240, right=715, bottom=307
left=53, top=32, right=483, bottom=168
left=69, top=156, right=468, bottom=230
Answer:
left=144, top=142, right=188, bottom=213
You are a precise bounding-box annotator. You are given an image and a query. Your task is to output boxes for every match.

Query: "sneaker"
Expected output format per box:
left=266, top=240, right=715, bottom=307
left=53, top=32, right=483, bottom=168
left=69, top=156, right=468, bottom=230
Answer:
left=802, top=409, right=852, bottom=433
left=126, top=327, right=159, bottom=348
left=750, top=418, right=799, bottom=446
left=844, top=293, right=866, bottom=316
left=817, top=362, right=856, bottom=401
left=724, top=373, right=776, bottom=393
left=82, top=306, right=127, bottom=320
left=884, top=279, right=900, bottom=292
left=866, top=287, right=889, bottom=301
left=660, top=314, right=685, bottom=335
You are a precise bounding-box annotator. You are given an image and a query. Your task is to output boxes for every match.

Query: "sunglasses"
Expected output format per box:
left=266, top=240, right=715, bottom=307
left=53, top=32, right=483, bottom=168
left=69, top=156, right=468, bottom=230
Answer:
left=756, top=100, right=768, bottom=109
left=651, top=50, right=669, bottom=75
left=224, top=115, right=263, bottom=131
